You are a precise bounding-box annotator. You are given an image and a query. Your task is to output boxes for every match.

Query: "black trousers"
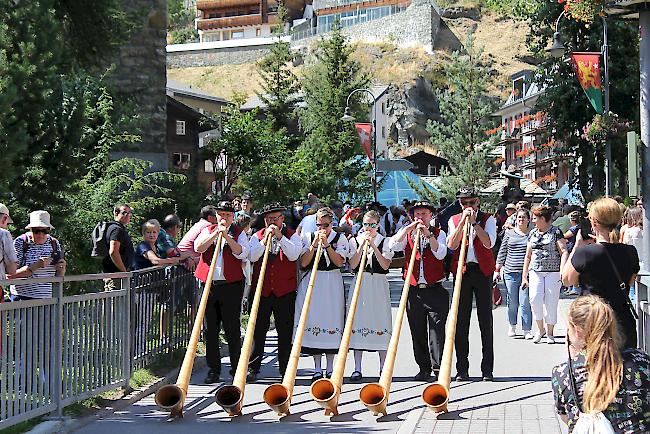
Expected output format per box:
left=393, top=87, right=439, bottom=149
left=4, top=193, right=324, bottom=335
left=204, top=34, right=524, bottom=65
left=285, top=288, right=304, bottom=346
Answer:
left=406, top=283, right=449, bottom=373
left=455, top=263, right=494, bottom=376
left=249, top=292, right=296, bottom=376
left=204, top=280, right=244, bottom=375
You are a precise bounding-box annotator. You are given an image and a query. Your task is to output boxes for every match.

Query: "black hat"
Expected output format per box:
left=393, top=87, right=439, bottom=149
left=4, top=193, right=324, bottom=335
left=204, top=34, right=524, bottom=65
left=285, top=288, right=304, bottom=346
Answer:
left=456, top=187, right=478, bottom=199
left=261, top=202, right=286, bottom=216
left=410, top=200, right=436, bottom=213
left=215, top=201, right=235, bottom=213
left=241, top=193, right=252, bottom=201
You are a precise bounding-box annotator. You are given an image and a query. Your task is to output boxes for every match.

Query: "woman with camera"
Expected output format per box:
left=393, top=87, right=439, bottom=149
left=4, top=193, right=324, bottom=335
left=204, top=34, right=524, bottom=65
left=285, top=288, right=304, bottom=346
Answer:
left=562, top=197, right=640, bottom=349
left=9, top=211, right=66, bottom=300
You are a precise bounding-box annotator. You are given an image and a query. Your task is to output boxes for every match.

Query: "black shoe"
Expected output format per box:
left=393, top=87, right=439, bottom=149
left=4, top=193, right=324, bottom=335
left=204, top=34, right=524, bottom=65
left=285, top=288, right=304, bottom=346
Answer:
left=454, top=372, right=469, bottom=381
left=311, top=372, right=323, bottom=383
left=414, top=370, right=431, bottom=381
left=204, top=369, right=220, bottom=384
left=349, top=371, right=362, bottom=382
left=246, top=371, right=258, bottom=383
left=482, top=374, right=494, bottom=382
left=325, top=371, right=332, bottom=379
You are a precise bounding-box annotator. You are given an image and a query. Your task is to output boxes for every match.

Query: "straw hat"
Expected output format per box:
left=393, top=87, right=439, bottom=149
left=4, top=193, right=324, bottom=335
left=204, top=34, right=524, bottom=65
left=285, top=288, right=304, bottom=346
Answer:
left=25, top=210, right=54, bottom=230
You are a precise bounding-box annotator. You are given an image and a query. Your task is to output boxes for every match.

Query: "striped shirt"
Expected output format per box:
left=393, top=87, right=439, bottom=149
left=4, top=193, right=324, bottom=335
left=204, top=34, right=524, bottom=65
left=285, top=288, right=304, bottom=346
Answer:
left=496, top=229, right=529, bottom=273
left=10, top=235, right=63, bottom=299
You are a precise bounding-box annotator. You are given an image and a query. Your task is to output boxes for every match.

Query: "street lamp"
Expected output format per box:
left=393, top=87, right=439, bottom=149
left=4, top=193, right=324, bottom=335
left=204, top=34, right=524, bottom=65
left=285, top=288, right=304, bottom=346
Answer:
left=547, top=10, right=612, bottom=196
left=341, top=88, right=379, bottom=202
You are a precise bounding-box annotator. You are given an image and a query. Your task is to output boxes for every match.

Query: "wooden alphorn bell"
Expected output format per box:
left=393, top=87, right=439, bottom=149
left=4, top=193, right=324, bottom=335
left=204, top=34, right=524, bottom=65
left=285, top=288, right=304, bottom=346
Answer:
left=155, top=233, right=224, bottom=418
left=421, top=218, right=470, bottom=412
left=215, top=233, right=273, bottom=416
left=310, top=239, right=370, bottom=416
left=359, top=229, right=422, bottom=416
left=263, top=242, right=324, bottom=416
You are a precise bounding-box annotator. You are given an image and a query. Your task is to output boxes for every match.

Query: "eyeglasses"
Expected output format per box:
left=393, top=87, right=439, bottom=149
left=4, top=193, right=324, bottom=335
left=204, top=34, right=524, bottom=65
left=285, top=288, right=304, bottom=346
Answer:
left=460, top=200, right=478, bottom=207
left=32, top=229, right=49, bottom=234
left=362, top=222, right=378, bottom=228
left=316, top=223, right=330, bottom=228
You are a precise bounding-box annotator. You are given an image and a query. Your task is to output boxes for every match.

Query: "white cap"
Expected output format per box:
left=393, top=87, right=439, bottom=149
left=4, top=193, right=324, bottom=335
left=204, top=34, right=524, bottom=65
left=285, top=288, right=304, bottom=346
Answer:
left=0, top=203, right=13, bottom=224
left=25, top=210, right=54, bottom=230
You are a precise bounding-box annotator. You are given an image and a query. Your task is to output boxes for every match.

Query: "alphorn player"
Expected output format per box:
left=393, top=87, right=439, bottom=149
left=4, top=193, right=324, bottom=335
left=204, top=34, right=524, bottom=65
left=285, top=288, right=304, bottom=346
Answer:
left=447, top=187, right=497, bottom=382
left=347, top=210, right=394, bottom=382
left=389, top=200, right=448, bottom=382
left=246, top=203, right=302, bottom=383
left=297, top=207, right=350, bottom=383
left=194, top=201, right=249, bottom=384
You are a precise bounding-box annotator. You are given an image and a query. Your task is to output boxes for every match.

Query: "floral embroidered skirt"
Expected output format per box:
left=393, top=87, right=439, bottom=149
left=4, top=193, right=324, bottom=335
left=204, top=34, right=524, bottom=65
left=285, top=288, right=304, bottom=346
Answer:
left=294, top=269, right=344, bottom=353
left=348, top=273, right=392, bottom=351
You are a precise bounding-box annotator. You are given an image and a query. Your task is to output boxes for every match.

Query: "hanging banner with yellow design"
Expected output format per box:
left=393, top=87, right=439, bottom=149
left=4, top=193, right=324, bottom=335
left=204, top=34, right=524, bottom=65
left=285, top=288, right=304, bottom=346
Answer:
left=570, top=52, right=603, bottom=114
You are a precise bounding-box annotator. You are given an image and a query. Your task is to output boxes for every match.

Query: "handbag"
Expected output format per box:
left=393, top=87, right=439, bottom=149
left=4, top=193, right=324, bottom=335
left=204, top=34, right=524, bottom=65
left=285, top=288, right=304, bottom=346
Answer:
left=567, top=348, right=616, bottom=434
left=600, top=244, right=638, bottom=320
left=492, top=279, right=502, bottom=307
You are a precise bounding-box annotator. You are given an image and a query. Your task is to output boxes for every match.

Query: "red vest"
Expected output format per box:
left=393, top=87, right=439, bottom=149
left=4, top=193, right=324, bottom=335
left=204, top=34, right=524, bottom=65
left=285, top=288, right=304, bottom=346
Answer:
left=194, top=224, right=245, bottom=283
left=251, top=227, right=298, bottom=298
left=403, top=227, right=445, bottom=285
left=451, top=212, right=496, bottom=277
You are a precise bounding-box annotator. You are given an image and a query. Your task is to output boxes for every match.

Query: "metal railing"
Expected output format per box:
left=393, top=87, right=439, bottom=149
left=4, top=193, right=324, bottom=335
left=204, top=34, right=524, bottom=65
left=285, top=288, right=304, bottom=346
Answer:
left=0, top=266, right=198, bottom=429
left=636, top=273, right=650, bottom=353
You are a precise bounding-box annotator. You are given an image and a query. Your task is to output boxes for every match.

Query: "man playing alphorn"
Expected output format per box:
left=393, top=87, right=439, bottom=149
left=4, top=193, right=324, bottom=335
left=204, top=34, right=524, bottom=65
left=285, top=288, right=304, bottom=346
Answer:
left=390, top=200, right=448, bottom=382
left=246, top=203, right=302, bottom=382
left=447, top=187, right=497, bottom=382
left=194, top=201, right=250, bottom=384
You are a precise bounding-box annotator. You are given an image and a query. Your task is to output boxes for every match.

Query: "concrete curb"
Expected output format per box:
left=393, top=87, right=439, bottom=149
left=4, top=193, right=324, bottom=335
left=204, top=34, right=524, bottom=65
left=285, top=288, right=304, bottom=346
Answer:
left=26, top=356, right=207, bottom=434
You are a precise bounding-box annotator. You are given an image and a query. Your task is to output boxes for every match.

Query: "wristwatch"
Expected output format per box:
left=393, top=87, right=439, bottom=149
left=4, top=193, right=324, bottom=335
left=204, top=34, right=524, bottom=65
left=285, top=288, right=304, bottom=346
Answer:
left=472, top=222, right=478, bottom=227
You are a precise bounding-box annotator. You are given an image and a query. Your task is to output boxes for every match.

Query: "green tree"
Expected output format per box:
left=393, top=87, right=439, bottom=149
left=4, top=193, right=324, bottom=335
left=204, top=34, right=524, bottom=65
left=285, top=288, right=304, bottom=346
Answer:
left=299, top=23, right=372, bottom=201
left=526, top=0, right=639, bottom=198
left=425, top=34, right=499, bottom=198
left=256, top=37, right=300, bottom=131
left=168, top=0, right=198, bottom=43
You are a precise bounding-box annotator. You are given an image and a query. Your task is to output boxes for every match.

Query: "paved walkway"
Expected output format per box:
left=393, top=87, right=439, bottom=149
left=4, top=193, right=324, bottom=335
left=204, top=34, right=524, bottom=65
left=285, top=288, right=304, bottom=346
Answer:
left=71, top=272, right=571, bottom=434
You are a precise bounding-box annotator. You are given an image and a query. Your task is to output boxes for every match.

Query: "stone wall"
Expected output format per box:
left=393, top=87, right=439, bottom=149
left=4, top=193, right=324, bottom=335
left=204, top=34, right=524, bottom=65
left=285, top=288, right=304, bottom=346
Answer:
left=111, top=0, right=168, bottom=153
left=293, top=0, right=441, bottom=53
left=167, top=45, right=271, bottom=68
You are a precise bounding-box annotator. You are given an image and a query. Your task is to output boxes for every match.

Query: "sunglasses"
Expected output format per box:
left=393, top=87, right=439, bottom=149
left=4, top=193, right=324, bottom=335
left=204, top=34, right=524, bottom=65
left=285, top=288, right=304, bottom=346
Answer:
left=316, top=223, right=330, bottom=228
left=362, top=222, right=378, bottom=228
left=32, top=229, right=50, bottom=234
left=120, top=210, right=132, bottom=216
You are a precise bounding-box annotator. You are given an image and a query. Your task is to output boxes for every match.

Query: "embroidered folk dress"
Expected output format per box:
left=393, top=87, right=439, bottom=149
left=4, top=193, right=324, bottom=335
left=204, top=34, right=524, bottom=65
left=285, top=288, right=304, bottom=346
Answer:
left=347, top=233, right=393, bottom=351
left=294, top=230, right=350, bottom=353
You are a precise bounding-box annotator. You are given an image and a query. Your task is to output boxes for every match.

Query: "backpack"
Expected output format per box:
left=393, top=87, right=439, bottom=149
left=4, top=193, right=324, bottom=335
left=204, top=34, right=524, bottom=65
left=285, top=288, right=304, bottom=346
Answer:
left=91, top=221, right=116, bottom=259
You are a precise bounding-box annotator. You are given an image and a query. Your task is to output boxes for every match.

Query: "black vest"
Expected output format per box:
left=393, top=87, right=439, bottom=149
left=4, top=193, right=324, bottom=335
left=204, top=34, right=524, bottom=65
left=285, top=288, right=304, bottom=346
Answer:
left=354, top=238, right=389, bottom=275
left=306, top=232, right=343, bottom=271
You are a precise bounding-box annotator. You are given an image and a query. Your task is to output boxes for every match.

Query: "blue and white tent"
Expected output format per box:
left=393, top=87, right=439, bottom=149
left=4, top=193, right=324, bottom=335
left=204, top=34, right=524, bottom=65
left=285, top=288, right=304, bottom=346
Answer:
left=377, top=170, right=438, bottom=207
left=552, top=183, right=584, bottom=206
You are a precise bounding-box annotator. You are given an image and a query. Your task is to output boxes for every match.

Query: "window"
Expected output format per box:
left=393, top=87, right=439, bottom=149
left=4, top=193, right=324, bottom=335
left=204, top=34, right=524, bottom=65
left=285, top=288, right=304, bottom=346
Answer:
left=256, top=27, right=262, bottom=37
left=172, top=153, right=191, bottom=170
left=381, top=126, right=386, bottom=138
left=222, top=31, right=230, bottom=40
left=204, top=160, right=214, bottom=173
left=231, top=30, right=244, bottom=39
left=381, top=102, right=386, bottom=114
left=176, top=120, right=186, bottom=135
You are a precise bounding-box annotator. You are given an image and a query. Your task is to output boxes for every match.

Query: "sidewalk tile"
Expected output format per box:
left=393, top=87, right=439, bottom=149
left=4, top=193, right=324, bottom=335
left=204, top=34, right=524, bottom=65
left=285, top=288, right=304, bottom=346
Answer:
left=505, top=404, right=521, bottom=419
left=520, top=404, right=537, bottom=419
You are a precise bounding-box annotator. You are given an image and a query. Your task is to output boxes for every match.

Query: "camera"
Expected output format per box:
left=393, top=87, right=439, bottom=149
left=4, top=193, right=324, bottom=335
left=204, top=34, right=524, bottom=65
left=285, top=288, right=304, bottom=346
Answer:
left=51, top=249, right=62, bottom=264
left=579, top=215, right=593, bottom=239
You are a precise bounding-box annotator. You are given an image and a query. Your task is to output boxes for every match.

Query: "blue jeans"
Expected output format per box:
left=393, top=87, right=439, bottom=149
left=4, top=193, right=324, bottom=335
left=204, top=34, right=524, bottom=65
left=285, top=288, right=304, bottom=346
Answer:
left=503, top=272, right=532, bottom=331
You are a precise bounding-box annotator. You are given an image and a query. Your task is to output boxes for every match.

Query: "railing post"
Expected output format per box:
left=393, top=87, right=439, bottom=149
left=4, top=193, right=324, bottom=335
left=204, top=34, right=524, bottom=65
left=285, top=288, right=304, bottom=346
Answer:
left=167, top=268, right=175, bottom=361
left=122, top=275, right=132, bottom=389
left=52, top=280, right=64, bottom=417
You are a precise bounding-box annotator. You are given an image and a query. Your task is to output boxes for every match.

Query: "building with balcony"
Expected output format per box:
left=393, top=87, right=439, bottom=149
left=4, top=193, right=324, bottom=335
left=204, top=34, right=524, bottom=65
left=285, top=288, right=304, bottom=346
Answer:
left=492, top=70, right=571, bottom=194
left=196, top=0, right=308, bottom=42
left=312, top=0, right=410, bottom=34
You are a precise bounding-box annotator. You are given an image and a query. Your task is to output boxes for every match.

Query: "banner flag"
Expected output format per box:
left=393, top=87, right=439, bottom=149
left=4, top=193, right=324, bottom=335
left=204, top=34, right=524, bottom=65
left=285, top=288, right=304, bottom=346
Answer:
left=570, top=52, right=604, bottom=114
left=355, top=123, right=373, bottom=165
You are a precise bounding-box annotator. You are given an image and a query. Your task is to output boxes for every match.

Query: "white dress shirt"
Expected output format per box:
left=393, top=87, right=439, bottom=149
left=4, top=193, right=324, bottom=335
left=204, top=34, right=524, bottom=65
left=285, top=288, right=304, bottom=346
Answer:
left=389, top=229, right=447, bottom=284
left=447, top=214, right=497, bottom=264
left=196, top=227, right=249, bottom=281
left=249, top=229, right=302, bottom=263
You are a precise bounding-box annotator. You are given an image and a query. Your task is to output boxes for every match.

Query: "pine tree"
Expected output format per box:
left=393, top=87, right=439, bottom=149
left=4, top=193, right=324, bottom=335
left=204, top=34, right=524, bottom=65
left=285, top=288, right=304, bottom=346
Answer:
left=426, top=34, right=499, bottom=198
left=256, top=18, right=300, bottom=132
left=299, top=23, right=371, bottom=201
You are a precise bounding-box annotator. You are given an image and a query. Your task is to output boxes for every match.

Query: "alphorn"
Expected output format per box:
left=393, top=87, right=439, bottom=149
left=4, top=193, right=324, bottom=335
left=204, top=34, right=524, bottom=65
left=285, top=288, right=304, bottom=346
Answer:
left=421, top=218, right=470, bottom=412
left=263, top=242, right=324, bottom=416
left=311, top=239, right=370, bottom=416
left=215, top=233, right=273, bottom=416
left=155, top=233, right=224, bottom=418
left=359, top=229, right=422, bottom=416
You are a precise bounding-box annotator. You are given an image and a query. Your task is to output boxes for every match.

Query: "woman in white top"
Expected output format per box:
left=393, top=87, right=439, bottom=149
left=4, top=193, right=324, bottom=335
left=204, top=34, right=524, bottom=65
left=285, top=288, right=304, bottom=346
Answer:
left=296, top=207, right=350, bottom=382
left=347, top=210, right=393, bottom=382
left=621, top=206, right=643, bottom=304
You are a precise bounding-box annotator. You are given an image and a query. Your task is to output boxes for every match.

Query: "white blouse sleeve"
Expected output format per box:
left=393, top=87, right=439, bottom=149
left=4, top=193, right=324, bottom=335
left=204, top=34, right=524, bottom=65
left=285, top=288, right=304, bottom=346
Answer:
left=381, top=236, right=395, bottom=260
left=334, top=235, right=351, bottom=259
